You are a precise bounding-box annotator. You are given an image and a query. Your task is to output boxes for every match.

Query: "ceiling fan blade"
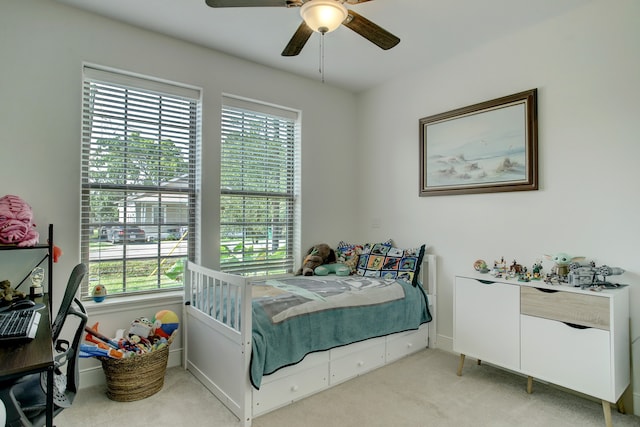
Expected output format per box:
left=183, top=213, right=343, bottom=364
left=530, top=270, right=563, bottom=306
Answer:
left=344, top=0, right=374, bottom=4
left=282, top=21, right=314, bottom=56
left=342, top=9, right=400, bottom=50
left=205, top=0, right=287, bottom=7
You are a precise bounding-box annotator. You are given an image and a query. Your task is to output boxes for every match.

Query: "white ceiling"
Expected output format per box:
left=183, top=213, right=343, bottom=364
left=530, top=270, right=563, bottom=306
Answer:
left=53, top=0, right=589, bottom=92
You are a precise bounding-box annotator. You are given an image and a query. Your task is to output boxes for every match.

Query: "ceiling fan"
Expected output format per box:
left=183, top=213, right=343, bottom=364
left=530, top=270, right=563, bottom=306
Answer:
left=204, top=0, right=400, bottom=57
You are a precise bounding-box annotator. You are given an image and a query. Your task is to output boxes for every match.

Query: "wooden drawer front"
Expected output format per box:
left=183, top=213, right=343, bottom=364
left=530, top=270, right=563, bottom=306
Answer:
left=520, top=286, right=609, bottom=330
left=330, top=342, right=385, bottom=385
left=253, top=364, right=328, bottom=416
left=386, top=326, right=429, bottom=362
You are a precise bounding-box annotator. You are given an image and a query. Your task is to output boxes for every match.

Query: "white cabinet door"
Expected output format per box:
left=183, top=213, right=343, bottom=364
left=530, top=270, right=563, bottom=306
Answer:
left=454, top=276, right=520, bottom=371
left=521, top=314, right=612, bottom=401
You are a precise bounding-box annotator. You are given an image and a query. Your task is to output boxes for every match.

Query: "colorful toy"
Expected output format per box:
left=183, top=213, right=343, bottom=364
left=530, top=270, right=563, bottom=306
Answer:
left=79, top=343, right=123, bottom=359
left=473, top=259, right=488, bottom=273
left=544, top=252, right=585, bottom=277
left=129, top=317, right=153, bottom=338
left=152, top=309, right=179, bottom=339
left=84, top=322, right=119, bottom=350
left=92, top=284, right=107, bottom=302
left=51, top=243, right=62, bottom=263
left=0, top=195, right=39, bottom=247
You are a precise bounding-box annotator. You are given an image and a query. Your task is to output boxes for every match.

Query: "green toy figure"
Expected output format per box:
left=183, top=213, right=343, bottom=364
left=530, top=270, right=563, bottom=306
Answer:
left=545, top=252, right=585, bottom=277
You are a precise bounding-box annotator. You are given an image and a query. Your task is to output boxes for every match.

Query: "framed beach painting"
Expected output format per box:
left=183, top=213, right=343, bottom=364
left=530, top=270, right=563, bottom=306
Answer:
left=419, top=89, right=538, bottom=196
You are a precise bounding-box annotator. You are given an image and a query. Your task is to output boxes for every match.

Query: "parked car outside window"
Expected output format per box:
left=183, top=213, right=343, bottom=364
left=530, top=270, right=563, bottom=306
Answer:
left=107, top=226, right=146, bottom=244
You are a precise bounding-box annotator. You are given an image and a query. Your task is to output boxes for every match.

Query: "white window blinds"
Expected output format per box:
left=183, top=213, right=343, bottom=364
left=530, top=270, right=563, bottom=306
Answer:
left=220, top=97, right=299, bottom=275
left=80, top=65, right=200, bottom=298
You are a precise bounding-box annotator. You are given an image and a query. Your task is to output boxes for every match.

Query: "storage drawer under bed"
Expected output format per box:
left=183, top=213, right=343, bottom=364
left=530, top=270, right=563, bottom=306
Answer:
left=253, top=363, right=329, bottom=416
left=330, top=338, right=386, bottom=385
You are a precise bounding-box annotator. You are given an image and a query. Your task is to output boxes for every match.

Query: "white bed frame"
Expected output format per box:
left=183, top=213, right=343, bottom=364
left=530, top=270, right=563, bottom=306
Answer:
left=182, top=255, right=437, bottom=426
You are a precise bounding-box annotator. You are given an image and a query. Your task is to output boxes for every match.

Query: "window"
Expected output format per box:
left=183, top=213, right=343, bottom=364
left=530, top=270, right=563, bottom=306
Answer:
left=220, top=96, right=300, bottom=275
left=80, top=65, right=200, bottom=299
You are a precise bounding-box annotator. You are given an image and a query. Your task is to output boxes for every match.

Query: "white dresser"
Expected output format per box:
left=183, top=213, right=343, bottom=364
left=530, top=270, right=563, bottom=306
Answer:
left=454, top=273, right=630, bottom=427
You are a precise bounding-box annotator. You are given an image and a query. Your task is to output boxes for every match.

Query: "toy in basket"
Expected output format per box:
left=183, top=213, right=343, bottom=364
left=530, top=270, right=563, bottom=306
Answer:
left=99, top=343, right=171, bottom=402
left=87, top=310, right=179, bottom=402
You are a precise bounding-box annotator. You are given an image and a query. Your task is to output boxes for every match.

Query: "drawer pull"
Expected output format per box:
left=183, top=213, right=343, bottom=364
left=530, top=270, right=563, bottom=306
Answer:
left=291, top=385, right=299, bottom=392
left=477, top=279, right=496, bottom=285
left=407, top=343, right=413, bottom=348
left=533, top=287, right=559, bottom=294
left=563, top=322, right=590, bottom=330
left=357, top=361, right=364, bottom=367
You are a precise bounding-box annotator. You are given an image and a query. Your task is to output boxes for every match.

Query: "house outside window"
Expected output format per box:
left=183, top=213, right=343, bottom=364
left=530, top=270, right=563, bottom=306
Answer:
left=220, top=96, right=300, bottom=276
left=80, top=65, right=200, bottom=299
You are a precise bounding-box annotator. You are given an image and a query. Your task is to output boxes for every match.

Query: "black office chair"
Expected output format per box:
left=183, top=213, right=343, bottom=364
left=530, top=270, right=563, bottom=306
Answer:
left=1, top=263, right=89, bottom=427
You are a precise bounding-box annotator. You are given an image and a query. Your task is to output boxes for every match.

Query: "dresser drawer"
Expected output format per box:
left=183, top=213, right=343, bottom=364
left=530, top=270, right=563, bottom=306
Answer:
left=520, top=286, right=609, bottom=330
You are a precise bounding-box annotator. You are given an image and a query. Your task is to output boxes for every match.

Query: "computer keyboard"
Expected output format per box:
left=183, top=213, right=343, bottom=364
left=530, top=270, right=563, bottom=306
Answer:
left=0, top=309, right=41, bottom=342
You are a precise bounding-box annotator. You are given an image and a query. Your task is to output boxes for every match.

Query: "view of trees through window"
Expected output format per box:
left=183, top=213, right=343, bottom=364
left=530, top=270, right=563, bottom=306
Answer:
left=81, top=69, right=198, bottom=299
left=220, top=102, right=297, bottom=276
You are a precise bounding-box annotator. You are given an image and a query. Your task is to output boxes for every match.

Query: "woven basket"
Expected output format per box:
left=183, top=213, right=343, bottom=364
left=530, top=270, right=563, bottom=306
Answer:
left=99, top=345, right=169, bottom=402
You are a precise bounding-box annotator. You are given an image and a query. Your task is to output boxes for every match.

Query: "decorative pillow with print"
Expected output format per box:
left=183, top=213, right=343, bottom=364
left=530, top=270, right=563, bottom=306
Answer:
left=335, top=241, right=364, bottom=274
left=356, top=243, right=426, bottom=287
left=336, top=239, right=392, bottom=274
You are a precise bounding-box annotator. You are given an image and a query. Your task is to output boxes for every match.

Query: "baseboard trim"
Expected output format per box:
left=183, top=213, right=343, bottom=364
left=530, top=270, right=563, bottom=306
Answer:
left=79, top=347, right=183, bottom=390
left=436, top=334, right=453, bottom=353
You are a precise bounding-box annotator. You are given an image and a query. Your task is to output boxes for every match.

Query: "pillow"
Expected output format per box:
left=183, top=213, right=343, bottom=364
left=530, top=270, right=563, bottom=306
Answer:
left=356, top=243, right=426, bottom=287
left=336, top=239, right=392, bottom=274
left=335, top=241, right=364, bottom=274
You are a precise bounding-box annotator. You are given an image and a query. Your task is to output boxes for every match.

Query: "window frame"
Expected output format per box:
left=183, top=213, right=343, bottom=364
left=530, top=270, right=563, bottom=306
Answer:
left=80, top=64, right=201, bottom=300
left=219, top=95, right=300, bottom=276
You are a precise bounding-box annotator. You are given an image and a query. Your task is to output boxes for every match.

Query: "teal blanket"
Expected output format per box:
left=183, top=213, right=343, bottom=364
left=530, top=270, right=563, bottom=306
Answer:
left=248, top=276, right=431, bottom=389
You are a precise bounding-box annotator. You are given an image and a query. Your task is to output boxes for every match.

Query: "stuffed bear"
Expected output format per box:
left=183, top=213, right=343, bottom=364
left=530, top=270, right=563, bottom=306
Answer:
left=296, top=243, right=336, bottom=276
left=0, top=280, right=25, bottom=302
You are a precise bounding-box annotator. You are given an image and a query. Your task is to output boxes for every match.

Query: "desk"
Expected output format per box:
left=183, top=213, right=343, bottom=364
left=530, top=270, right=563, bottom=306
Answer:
left=0, top=296, right=54, bottom=427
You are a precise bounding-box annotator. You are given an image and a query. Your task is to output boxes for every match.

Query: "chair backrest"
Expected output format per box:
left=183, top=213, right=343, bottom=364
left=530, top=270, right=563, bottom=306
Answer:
left=51, top=263, right=87, bottom=343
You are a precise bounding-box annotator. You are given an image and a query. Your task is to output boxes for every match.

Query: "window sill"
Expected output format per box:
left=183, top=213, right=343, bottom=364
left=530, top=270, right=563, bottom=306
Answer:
left=83, top=290, right=183, bottom=316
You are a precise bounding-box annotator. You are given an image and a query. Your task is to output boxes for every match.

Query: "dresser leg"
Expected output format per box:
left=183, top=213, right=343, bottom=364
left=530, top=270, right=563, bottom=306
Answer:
left=602, top=400, right=612, bottom=427
left=457, top=354, right=465, bottom=376
left=527, top=376, right=533, bottom=394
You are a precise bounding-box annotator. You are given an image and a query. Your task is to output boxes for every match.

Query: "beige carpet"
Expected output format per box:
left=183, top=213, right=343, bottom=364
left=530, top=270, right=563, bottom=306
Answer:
left=57, top=349, right=639, bottom=427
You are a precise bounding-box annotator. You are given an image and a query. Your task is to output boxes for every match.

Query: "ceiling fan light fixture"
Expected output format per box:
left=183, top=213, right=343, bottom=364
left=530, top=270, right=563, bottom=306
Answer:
left=300, top=0, right=348, bottom=34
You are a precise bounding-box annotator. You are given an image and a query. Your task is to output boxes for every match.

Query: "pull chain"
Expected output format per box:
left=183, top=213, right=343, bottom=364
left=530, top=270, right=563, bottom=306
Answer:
left=319, top=31, right=325, bottom=83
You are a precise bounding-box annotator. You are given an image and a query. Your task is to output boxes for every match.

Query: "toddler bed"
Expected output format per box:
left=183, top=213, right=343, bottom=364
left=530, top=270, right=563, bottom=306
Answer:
left=182, top=253, right=437, bottom=426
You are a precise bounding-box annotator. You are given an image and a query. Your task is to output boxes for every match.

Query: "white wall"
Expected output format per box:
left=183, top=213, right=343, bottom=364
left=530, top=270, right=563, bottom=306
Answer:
left=0, top=0, right=358, bottom=384
left=355, top=0, right=640, bottom=412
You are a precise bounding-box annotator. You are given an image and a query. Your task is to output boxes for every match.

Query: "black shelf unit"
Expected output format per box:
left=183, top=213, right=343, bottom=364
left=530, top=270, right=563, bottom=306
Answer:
left=0, top=224, right=53, bottom=316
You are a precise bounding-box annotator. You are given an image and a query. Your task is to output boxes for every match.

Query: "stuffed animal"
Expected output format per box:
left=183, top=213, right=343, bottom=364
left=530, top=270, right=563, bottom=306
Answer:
left=314, top=263, right=350, bottom=276
left=0, top=279, right=25, bottom=302
left=296, top=243, right=336, bottom=276
left=0, top=195, right=39, bottom=247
